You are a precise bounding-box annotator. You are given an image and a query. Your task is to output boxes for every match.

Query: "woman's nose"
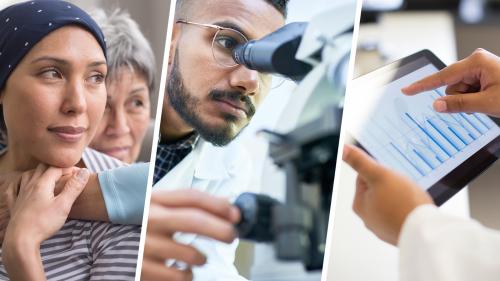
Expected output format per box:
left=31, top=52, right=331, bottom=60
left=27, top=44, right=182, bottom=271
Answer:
left=105, top=107, right=131, bottom=136
left=61, top=80, right=87, bottom=115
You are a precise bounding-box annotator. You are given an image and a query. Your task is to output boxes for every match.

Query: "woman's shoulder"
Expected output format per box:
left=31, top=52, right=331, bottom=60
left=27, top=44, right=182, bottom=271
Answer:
left=83, top=147, right=129, bottom=173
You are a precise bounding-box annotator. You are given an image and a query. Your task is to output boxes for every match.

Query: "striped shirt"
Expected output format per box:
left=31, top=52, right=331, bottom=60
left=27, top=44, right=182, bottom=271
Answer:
left=0, top=148, right=141, bottom=280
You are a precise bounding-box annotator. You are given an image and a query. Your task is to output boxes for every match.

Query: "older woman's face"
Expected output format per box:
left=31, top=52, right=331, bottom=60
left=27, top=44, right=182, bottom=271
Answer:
left=1, top=26, right=107, bottom=169
left=90, top=68, right=150, bottom=163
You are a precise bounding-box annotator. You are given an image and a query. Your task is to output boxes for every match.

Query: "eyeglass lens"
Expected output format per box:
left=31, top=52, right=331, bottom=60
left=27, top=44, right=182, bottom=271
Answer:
left=211, top=28, right=247, bottom=67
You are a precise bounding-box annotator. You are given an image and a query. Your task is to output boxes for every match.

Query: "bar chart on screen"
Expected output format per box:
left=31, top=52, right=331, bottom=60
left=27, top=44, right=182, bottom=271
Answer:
left=355, top=84, right=499, bottom=188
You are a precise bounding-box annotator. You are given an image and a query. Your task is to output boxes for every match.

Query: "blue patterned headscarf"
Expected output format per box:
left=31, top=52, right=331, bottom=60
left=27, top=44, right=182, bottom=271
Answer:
left=0, top=0, right=106, bottom=148
left=0, top=0, right=106, bottom=89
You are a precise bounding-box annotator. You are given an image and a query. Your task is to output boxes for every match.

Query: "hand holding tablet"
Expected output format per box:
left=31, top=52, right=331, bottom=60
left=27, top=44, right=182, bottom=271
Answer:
left=346, top=49, right=500, bottom=205
left=342, top=144, right=433, bottom=245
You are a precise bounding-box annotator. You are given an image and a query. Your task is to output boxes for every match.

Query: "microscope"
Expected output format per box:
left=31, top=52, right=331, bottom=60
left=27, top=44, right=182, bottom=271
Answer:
left=232, top=2, right=355, bottom=274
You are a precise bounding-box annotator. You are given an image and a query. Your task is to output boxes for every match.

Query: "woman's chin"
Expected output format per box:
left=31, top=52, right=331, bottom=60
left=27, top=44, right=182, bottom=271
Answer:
left=39, top=150, right=83, bottom=168
left=44, top=157, right=80, bottom=168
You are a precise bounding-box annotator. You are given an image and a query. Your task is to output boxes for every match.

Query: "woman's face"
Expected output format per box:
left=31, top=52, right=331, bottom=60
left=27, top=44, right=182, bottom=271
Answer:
left=90, top=67, right=150, bottom=163
left=1, top=26, right=107, bottom=169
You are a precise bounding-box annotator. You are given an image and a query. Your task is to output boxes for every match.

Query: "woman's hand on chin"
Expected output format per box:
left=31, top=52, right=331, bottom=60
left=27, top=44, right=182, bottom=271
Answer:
left=0, top=167, right=79, bottom=244
left=0, top=172, right=23, bottom=244
left=1, top=164, right=89, bottom=281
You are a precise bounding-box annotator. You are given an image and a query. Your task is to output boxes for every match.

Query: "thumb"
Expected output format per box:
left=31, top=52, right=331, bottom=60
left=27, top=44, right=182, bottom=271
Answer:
left=433, top=91, right=491, bottom=114
left=55, top=168, right=89, bottom=212
left=342, top=145, right=382, bottom=182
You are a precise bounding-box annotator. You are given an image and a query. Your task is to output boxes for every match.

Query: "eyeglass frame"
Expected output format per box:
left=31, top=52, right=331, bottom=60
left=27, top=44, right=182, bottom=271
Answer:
left=176, top=19, right=249, bottom=68
left=175, top=20, right=286, bottom=90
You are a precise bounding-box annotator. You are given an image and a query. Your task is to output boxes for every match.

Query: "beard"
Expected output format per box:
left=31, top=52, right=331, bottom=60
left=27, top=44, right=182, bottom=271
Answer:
left=166, top=51, right=256, bottom=146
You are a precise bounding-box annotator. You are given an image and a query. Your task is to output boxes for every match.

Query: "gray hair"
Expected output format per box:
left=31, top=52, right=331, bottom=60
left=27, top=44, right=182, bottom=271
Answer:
left=90, top=9, right=156, bottom=93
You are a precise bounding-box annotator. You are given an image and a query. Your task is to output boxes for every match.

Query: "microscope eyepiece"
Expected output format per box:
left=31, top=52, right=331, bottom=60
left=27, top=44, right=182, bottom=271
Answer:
left=230, top=22, right=312, bottom=82
left=232, top=41, right=255, bottom=69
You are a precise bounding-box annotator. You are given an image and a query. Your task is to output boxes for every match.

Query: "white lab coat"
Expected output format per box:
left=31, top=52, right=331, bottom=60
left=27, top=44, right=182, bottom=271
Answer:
left=153, top=139, right=251, bottom=281
left=399, top=204, right=500, bottom=281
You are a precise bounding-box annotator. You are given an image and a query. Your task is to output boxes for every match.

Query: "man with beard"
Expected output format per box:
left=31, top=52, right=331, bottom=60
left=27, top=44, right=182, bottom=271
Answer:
left=141, top=0, right=287, bottom=281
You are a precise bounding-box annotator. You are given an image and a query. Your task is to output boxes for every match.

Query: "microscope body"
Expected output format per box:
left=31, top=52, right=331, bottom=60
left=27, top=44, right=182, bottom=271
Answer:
left=233, top=1, right=356, bottom=278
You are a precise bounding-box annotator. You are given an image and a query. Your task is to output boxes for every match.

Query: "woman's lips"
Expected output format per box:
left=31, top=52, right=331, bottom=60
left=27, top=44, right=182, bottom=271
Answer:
left=48, top=126, right=86, bottom=143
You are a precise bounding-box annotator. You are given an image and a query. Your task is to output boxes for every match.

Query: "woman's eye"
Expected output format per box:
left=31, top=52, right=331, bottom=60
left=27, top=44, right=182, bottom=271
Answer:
left=131, top=99, right=144, bottom=108
left=88, top=73, right=105, bottom=84
left=215, top=36, right=238, bottom=50
left=126, top=97, right=147, bottom=113
left=40, top=69, right=62, bottom=79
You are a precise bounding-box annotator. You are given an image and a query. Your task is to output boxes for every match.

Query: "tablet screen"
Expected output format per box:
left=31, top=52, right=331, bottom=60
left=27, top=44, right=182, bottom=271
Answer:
left=347, top=50, right=500, bottom=204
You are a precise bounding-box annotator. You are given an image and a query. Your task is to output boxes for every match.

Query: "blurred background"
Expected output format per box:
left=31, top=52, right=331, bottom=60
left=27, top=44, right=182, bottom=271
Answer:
left=67, top=0, right=169, bottom=116
left=326, top=0, right=500, bottom=280
left=356, top=0, right=500, bottom=76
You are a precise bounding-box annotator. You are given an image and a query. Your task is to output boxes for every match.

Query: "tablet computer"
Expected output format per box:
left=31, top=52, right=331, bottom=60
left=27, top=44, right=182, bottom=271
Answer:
left=346, top=49, right=500, bottom=205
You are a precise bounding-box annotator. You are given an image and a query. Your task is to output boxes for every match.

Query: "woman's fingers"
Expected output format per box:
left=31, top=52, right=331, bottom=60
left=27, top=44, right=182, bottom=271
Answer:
left=55, top=169, right=89, bottom=213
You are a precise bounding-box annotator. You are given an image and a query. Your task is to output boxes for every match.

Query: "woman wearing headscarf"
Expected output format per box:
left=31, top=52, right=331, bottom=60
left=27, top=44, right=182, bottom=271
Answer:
left=0, top=1, right=140, bottom=279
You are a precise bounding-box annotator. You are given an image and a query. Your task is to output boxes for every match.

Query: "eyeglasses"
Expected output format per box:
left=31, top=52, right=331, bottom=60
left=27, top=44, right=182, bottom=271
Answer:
left=176, top=20, right=248, bottom=68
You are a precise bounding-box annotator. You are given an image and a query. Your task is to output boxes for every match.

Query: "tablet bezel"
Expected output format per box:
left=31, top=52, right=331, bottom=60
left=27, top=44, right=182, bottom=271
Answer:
left=350, top=49, right=500, bottom=206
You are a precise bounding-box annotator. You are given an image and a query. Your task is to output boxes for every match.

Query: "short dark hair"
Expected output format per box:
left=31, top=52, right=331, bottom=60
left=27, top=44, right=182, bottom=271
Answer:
left=176, top=0, right=289, bottom=19
left=265, top=0, right=289, bottom=17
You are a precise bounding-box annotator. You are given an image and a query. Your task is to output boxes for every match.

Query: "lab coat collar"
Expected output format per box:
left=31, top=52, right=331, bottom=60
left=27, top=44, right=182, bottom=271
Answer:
left=153, top=138, right=241, bottom=190
left=193, top=139, right=237, bottom=180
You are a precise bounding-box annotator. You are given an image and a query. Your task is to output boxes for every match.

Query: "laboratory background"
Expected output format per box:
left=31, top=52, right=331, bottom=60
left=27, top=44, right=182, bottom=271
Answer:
left=232, top=0, right=355, bottom=280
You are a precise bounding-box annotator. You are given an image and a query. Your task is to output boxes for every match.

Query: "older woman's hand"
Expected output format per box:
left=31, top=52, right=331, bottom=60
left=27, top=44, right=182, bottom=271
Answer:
left=2, top=164, right=89, bottom=281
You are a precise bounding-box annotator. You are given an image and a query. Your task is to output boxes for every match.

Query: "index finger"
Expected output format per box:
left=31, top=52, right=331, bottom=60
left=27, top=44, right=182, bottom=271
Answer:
left=401, top=60, right=469, bottom=95
left=149, top=206, right=236, bottom=243
left=342, top=144, right=382, bottom=182
left=36, top=167, right=64, bottom=191
left=151, top=189, right=240, bottom=224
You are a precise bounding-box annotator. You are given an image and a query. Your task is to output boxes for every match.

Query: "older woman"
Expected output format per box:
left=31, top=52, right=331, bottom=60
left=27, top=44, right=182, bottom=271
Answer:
left=89, top=9, right=155, bottom=163
left=0, top=1, right=140, bottom=280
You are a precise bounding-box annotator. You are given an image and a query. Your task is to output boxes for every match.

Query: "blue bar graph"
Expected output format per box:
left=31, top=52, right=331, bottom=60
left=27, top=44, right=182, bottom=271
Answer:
left=362, top=89, right=498, bottom=182
left=351, top=65, right=500, bottom=186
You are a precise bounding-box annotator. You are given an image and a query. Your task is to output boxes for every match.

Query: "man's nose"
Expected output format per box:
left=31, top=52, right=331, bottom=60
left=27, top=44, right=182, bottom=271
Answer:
left=228, top=66, right=259, bottom=95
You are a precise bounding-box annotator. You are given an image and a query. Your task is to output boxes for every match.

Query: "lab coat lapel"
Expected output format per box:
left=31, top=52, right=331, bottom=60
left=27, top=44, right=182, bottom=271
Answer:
left=152, top=143, right=199, bottom=190
left=153, top=139, right=232, bottom=191
left=191, top=140, right=231, bottom=188
left=157, top=139, right=232, bottom=247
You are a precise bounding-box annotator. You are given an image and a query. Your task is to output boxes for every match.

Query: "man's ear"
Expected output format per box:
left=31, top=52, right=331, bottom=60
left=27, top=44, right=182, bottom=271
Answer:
left=168, top=23, right=182, bottom=65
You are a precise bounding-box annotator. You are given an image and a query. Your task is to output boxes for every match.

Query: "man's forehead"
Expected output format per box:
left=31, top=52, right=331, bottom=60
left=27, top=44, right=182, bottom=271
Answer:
left=188, top=0, right=285, bottom=40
